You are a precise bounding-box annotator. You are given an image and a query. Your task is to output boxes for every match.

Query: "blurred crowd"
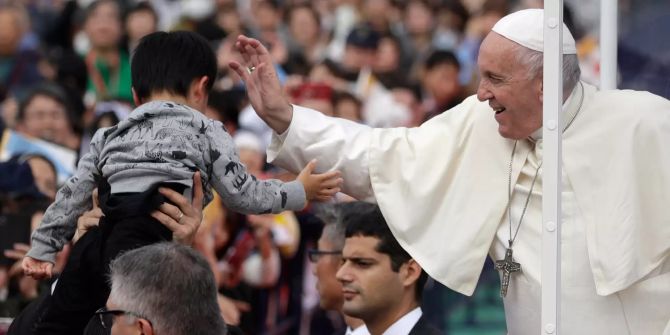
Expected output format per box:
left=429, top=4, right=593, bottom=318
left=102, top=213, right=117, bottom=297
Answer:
left=0, top=0, right=644, bottom=334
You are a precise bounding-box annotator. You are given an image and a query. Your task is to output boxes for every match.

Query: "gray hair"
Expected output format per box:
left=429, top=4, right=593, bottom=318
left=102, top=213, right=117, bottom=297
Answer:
left=314, top=203, right=347, bottom=250
left=514, top=44, right=581, bottom=96
left=108, top=243, right=227, bottom=335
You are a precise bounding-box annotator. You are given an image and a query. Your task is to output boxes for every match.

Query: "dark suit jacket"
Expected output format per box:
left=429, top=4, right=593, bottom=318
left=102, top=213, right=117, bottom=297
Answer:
left=408, top=315, right=444, bottom=335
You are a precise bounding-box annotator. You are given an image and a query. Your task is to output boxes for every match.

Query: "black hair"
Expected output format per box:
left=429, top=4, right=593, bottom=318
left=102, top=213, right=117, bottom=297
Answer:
left=42, top=47, right=88, bottom=131
left=257, top=0, right=280, bottom=10
left=84, top=0, right=122, bottom=22
left=441, top=0, right=470, bottom=33
left=345, top=23, right=381, bottom=50
left=424, top=49, right=460, bottom=71
left=331, top=90, right=362, bottom=108
left=342, top=202, right=429, bottom=299
left=206, top=89, right=244, bottom=128
left=131, top=31, right=217, bottom=102
left=285, top=3, right=321, bottom=27
left=125, top=1, right=157, bottom=21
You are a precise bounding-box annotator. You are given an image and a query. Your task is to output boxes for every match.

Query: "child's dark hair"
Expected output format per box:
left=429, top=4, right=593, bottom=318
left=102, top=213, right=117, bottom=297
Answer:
left=424, top=49, right=460, bottom=71
left=131, top=31, right=217, bottom=102
left=342, top=202, right=429, bottom=299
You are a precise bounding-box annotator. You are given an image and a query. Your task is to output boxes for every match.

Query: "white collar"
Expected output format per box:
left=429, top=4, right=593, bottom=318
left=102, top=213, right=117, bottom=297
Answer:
left=381, top=307, right=422, bottom=335
left=346, top=324, right=370, bottom=335
left=530, top=81, right=584, bottom=141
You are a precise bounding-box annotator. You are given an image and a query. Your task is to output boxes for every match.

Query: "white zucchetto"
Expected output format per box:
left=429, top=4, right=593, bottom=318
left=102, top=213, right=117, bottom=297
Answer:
left=492, top=9, right=578, bottom=54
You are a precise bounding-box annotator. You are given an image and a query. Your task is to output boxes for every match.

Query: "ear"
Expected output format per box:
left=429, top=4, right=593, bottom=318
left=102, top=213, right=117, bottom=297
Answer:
left=538, top=80, right=544, bottom=103
left=401, top=259, right=422, bottom=289
left=190, top=76, right=210, bottom=104
left=138, top=318, right=155, bottom=335
left=132, top=87, right=142, bottom=106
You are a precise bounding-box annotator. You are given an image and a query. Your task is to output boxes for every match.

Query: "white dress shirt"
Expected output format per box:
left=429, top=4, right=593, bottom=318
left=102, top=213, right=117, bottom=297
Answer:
left=345, top=324, right=370, bottom=335
left=381, top=307, right=422, bottom=335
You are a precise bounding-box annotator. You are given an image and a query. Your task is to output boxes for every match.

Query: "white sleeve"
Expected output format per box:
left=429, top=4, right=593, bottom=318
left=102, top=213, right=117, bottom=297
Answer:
left=267, top=105, right=376, bottom=202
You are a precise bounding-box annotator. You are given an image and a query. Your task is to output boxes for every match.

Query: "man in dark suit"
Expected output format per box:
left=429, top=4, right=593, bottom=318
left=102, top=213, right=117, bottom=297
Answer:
left=310, top=203, right=369, bottom=334
left=336, top=202, right=442, bottom=335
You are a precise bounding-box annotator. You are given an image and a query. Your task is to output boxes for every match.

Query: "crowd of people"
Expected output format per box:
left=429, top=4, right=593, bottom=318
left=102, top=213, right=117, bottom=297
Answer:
left=0, top=0, right=667, bottom=335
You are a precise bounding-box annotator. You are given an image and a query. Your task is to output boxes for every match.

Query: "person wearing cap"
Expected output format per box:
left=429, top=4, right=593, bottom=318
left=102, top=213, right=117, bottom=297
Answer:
left=230, top=8, right=670, bottom=335
left=342, top=24, right=381, bottom=73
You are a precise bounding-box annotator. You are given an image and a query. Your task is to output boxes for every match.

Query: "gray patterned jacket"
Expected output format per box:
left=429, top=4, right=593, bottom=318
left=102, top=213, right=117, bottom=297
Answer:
left=27, top=101, right=305, bottom=263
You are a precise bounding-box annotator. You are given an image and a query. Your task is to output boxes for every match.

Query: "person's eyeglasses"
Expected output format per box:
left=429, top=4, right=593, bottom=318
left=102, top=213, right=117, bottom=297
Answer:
left=94, top=307, right=152, bottom=329
left=307, top=249, right=342, bottom=263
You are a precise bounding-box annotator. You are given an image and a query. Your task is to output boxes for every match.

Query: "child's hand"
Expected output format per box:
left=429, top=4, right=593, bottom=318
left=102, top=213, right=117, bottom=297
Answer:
left=297, top=160, right=343, bottom=202
left=21, top=256, right=54, bottom=280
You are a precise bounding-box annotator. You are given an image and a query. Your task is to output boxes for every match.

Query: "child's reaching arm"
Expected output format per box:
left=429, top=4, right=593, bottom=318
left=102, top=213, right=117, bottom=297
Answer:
left=207, top=121, right=342, bottom=214
left=23, top=129, right=105, bottom=279
left=297, top=159, right=342, bottom=202
left=22, top=256, right=54, bottom=280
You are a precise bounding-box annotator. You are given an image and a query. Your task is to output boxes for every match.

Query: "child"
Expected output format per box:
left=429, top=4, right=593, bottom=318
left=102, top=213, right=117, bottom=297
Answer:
left=22, top=31, right=341, bottom=281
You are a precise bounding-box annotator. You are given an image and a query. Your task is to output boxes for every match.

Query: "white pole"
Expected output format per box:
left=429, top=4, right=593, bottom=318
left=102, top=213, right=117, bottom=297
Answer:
left=600, top=0, right=618, bottom=89
left=542, top=1, right=563, bottom=335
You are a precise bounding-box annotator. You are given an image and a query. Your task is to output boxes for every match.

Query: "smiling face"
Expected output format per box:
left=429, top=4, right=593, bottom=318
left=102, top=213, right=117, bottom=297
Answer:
left=476, top=32, right=543, bottom=139
left=18, top=94, right=71, bottom=144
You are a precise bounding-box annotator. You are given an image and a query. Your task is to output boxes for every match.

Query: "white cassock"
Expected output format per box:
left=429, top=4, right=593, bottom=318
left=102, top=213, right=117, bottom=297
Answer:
left=268, top=82, right=670, bottom=334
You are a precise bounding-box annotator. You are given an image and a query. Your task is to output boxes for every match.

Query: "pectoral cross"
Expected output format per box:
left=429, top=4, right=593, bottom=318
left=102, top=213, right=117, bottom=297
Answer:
left=495, top=248, right=521, bottom=298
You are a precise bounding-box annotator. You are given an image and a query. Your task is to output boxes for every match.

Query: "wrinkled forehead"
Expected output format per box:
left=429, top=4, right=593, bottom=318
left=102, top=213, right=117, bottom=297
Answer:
left=478, top=32, right=524, bottom=71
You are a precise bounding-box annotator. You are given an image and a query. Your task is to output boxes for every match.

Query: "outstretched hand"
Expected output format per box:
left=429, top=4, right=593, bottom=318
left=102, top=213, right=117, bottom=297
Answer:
left=297, top=159, right=343, bottom=202
left=22, top=256, right=53, bottom=280
left=228, top=35, right=293, bottom=134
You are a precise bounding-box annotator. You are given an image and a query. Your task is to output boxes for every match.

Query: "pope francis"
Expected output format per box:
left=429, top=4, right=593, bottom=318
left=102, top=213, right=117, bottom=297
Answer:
left=229, top=9, right=670, bottom=335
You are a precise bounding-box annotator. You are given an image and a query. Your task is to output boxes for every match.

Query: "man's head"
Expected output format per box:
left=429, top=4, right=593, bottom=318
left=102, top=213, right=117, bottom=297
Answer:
left=105, top=242, right=226, bottom=335
left=476, top=9, right=581, bottom=139
left=343, top=24, right=380, bottom=71
left=422, top=50, right=462, bottom=107
left=311, top=204, right=348, bottom=311
left=335, top=202, right=427, bottom=323
left=131, top=31, right=217, bottom=111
